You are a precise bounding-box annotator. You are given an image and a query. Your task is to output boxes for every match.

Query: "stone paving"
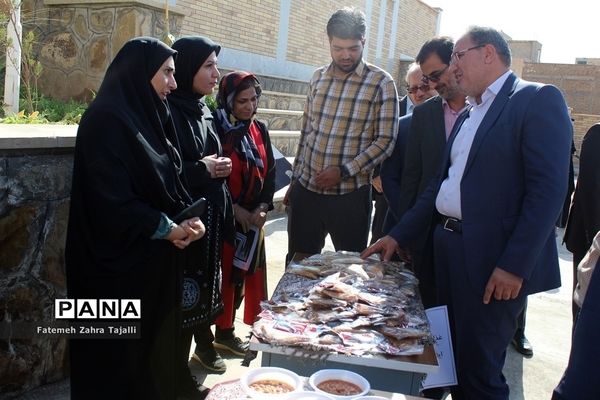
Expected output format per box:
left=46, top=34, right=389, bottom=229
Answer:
left=16, top=210, right=574, bottom=399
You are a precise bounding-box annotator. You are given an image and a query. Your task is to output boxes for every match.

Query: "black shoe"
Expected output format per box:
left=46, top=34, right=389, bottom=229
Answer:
left=512, top=334, right=533, bottom=357
left=178, top=372, right=210, bottom=400
left=214, top=336, right=249, bottom=357
left=191, top=348, right=227, bottom=374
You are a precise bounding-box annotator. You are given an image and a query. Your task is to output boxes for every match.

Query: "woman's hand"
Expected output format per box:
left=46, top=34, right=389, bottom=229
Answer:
left=251, top=210, right=267, bottom=229
left=166, top=217, right=205, bottom=249
left=250, top=203, right=268, bottom=228
left=233, top=204, right=253, bottom=233
left=202, top=154, right=232, bottom=179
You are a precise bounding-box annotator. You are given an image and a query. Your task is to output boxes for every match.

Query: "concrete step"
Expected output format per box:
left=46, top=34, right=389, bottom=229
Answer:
left=260, top=90, right=306, bottom=111
left=256, top=108, right=303, bottom=130
left=220, top=69, right=309, bottom=96
left=270, top=130, right=300, bottom=157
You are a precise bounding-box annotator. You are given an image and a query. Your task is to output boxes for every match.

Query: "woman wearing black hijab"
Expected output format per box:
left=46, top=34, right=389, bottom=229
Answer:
left=168, top=36, right=235, bottom=391
left=66, top=37, right=204, bottom=400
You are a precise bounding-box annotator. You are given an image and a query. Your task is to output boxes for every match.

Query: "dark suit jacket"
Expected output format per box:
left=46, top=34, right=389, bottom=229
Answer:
left=564, top=124, right=600, bottom=259
left=380, top=114, right=412, bottom=232
left=399, top=95, right=408, bottom=118
left=395, top=96, right=446, bottom=225
left=390, top=73, right=572, bottom=296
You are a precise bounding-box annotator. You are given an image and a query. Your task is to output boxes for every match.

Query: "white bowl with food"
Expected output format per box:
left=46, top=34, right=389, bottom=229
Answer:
left=240, top=367, right=303, bottom=398
left=284, top=391, right=335, bottom=400
left=308, top=369, right=370, bottom=399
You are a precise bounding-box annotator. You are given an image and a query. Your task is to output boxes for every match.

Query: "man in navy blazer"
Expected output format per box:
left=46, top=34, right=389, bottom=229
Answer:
left=363, top=27, right=571, bottom=399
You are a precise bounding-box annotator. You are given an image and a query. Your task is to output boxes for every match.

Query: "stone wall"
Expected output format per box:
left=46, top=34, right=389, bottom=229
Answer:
left=0, top=125, right=76, bottom=396
left=23, top=0, right=185, bottom=101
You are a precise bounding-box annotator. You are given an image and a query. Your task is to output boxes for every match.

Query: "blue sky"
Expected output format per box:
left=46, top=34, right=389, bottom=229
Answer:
left=424, top=0, right=599, bottom=64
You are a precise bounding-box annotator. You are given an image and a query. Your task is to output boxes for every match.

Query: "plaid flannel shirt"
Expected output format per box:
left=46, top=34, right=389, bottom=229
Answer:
left=292, top=60, right=399, bottom=195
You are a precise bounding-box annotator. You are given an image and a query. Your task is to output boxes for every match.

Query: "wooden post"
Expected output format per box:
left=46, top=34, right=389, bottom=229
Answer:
left=3, top=1, right=22, bottom=116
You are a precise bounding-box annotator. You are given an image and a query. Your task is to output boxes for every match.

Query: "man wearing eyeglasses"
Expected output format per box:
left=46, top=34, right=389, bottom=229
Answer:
left=403, top=62, right=438, bottom=115
left=364, top=26, right=571, bottom=400
left=370, top=63, right=436, bottom=245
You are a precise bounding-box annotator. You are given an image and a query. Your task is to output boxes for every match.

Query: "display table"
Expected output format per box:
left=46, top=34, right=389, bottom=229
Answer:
left=249, top=253, right=438, bottom=395
left=205, top=378, right=431, bottom=400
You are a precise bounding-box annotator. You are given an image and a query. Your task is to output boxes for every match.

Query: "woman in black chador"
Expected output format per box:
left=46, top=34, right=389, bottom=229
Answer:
left=66, top=37, right=205, bottom=400
left=168, top=36, right=235, bottom=394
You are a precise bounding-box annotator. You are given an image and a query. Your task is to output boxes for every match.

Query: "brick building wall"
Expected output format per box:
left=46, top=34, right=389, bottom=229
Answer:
left=397, top=0, right=439, bottom=62
left=576, top=58, right=600, bottom=65
left=522, top=62, right=600, bottom=154
left=522, top=62, right=600, bottom=115
left=286, top=0, right=354, bottom=67
left=176, top=0, right=440, bottom=82
left=178, top=0, right=279, bottom=57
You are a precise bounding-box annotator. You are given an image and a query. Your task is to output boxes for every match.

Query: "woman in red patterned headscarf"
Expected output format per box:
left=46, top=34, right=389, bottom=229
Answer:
left=212, top=71, right=275, bottom=356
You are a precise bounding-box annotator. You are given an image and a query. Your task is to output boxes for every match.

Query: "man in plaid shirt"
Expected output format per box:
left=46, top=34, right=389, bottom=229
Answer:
left=283, top=7, right=399, bottom=262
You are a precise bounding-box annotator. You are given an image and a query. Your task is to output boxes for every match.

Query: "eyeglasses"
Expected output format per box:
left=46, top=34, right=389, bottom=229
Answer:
left=421, top=65, right=449, bottom=84
left=450, top=44, right=486, bottom=63
left=406, top=83, right=431, bottom=94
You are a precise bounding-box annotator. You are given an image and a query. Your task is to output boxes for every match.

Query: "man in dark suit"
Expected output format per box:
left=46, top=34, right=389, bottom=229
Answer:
left=363, top=26, right=571, bottom=399
left=383, top=37, right=466, bottom=309
left=564, top=123, right=600, bottom=321
left=380, top=113, right=413, bottom=231
left=370, top=63, right=435, bottom=243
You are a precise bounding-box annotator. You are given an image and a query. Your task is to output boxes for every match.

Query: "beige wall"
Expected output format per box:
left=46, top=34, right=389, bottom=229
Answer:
left=509, top=40, right=542, bottom=63
left=176, top=0, right=440, bottom=82
left=522, top=62, right=600, bottom=115
left=397, top=0, right=438, bottom=60
left=178, top=0, right=279, bottom=58
left=521, top=63, right=600, bottom=159
left=286, top=0, right=356, bottom=67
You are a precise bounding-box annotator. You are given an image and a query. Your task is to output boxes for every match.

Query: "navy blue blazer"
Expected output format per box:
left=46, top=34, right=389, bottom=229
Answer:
left=389, top=73, right=572, bottom=296
left=380, top=113, right=412, bottom=232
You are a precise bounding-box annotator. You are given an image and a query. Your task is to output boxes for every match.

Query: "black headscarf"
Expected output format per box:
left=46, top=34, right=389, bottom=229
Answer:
left=171, top=36, right=221, bottom=100
left=94, top=36, right=178, bottom=134
left=67, top=36, right=191, bottom=275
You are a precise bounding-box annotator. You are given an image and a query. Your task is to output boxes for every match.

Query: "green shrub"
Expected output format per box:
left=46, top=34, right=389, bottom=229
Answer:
left=0, top=96, right=87, bottom=124
left=205, top=94, right=217, bottom=111
left=35, top=96, right=87, bottom=124
left=2, top=110, right=48, bottom=124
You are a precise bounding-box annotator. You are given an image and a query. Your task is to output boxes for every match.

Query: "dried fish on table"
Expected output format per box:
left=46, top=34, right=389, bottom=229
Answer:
left=252, top=251, right=432, bottom=357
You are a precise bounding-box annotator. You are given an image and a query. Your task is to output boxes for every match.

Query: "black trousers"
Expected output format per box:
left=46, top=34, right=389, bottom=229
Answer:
left=286, top=183, right=371, bottom=262
left=370, top=192, right=388, bottom=244
left=514, top=299, right=527, bottom=336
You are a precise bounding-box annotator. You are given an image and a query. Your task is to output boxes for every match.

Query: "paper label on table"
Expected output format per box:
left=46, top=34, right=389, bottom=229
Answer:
left=421, top=305, right=457, bottom=390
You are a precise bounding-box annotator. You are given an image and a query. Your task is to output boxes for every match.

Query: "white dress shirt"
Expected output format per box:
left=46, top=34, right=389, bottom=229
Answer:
left=435, top=70, right=512, bottom=219
left=406, top=96, right=415, bottom=115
